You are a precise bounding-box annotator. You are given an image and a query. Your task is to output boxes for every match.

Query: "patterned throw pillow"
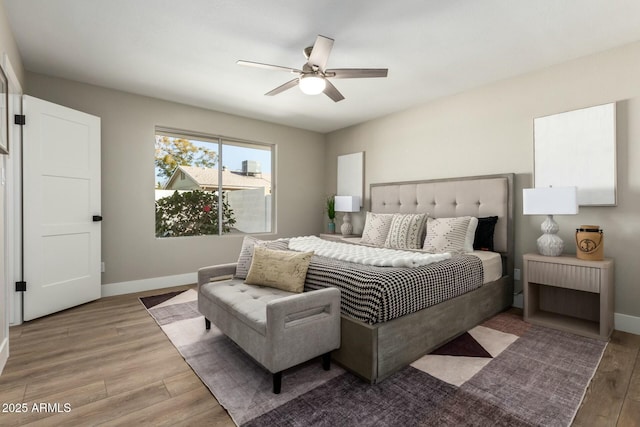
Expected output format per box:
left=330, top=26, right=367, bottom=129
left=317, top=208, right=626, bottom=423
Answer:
left=235, top=236, right=289, bottom=279
left=360, top=212, right=395, bottom=246
left=244, top=246, right=313, bottom=293
left=423, top=216, right=472, bottom=254
left=464, top=217, right=479, bottom=253
left=384, top=213, right=428, bottom=249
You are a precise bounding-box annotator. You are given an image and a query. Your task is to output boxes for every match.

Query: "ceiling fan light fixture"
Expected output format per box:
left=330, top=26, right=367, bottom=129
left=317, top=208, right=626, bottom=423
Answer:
left=238, top=35, right=388, bottom=102
left=299, top=75, right=326, bottom=95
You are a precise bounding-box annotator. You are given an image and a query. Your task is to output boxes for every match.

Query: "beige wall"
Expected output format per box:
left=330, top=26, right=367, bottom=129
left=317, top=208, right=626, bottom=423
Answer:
left=26, top=72, right=326, bottom=285
left=325, top=41, right=640, bottom=318
left=0, top=3, right=24, bottom=85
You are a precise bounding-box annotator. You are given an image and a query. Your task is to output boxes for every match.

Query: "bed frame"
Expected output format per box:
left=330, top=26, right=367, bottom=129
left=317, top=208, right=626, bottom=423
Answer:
left=331, top=173, right=515, bottom=383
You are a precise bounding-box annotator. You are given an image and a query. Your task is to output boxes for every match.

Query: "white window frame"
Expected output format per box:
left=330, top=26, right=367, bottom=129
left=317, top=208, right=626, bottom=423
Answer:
left=155, top=127, right=276, bottom=237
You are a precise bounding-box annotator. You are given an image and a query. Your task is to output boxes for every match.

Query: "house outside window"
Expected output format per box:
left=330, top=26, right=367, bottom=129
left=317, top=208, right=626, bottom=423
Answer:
left=154, top=128, right=274, bottom=238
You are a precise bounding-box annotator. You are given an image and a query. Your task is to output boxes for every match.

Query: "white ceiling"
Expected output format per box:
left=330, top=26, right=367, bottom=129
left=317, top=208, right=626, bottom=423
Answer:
left=5, top=0, right=640, bottom=133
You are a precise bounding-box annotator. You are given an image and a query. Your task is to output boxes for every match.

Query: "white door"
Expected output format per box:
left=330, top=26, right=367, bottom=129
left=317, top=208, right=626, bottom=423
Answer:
left=22, top=95, right=101, bottom=321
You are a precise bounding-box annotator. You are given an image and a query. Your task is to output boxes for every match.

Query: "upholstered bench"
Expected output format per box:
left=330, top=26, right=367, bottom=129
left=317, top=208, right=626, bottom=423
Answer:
left=197, top=261, right=341, bottom=394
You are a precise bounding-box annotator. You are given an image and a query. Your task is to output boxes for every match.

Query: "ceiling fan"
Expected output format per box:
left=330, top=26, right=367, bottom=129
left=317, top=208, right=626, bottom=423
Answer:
left=237, top=35, right=388, bottom=102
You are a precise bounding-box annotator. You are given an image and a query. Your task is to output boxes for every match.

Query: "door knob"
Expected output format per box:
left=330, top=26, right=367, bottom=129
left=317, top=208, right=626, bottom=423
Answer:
left=92, top=215, right=103, bottom=222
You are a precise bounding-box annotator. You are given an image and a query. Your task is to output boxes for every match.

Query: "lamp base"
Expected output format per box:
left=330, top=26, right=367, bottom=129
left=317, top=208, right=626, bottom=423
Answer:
left=341, top=212, right=353, bottom=236
left=537, top=215, right=564, bottom=257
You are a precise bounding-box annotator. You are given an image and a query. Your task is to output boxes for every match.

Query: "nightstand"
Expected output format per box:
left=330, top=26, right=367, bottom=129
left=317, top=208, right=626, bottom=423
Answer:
left=318, top=233, right=361, bottom=242
left=523, top=253, right=614, bottom=340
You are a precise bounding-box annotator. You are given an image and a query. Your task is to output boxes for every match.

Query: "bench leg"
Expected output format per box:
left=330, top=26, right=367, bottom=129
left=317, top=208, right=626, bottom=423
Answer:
left=205, top=318, right=211, bottom=330
left=273, top=372, right=282, bottom=394
left=322, top=352, right=331, bottom=371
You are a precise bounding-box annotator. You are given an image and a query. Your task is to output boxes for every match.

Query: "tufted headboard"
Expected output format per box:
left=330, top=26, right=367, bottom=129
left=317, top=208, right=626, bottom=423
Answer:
left=370, top=174, right=514, bottom=261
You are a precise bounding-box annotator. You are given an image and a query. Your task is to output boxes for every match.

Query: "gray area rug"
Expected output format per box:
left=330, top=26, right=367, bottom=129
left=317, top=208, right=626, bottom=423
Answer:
left=141, top=290, right=607, bottom=427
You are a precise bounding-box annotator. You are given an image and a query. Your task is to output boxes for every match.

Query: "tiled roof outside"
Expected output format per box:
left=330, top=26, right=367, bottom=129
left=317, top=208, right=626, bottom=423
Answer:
left=170, top=165, right=271, bottom=190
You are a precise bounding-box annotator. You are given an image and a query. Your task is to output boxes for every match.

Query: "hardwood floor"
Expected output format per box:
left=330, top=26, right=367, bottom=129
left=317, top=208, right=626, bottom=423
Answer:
left=0, top=287, right=639, bottom=426
left=573, top=329, right=640, bottom=427
left=0, top=286, right=234, bottom=426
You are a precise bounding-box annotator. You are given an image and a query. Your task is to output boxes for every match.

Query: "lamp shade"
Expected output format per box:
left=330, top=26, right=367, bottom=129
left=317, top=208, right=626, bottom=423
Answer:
left=334, top=196, right=360, bottom=213
left=523, top=187, right=579, bottom=215
left=299, top=75, right=326, bottom=95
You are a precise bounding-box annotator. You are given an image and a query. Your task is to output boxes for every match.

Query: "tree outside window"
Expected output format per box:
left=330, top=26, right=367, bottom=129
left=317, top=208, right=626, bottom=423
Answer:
left=154, top=132, right=273, bottom=238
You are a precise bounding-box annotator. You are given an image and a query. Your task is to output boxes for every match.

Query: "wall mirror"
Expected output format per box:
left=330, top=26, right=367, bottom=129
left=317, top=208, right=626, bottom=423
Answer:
left=534, top=103, right=616, bottom=206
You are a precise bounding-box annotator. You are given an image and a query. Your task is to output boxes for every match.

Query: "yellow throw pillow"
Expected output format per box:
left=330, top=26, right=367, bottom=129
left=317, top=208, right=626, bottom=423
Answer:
left=244, top=246, right=313, bottom=293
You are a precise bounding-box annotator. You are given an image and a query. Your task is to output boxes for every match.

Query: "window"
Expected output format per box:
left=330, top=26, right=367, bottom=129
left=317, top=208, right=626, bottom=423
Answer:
left=154, top=128, right=274, bottom=238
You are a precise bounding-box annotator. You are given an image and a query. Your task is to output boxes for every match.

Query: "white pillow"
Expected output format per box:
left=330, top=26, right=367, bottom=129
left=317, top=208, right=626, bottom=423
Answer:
left=235, top=236, right=289, bottom=279
left=423, top=216, right=472, bottom=254
left=464, top=217, right=479, bottom=253
left=360, top=212, right=395, bottom=246
left=384, top=213, right=429, bottom=250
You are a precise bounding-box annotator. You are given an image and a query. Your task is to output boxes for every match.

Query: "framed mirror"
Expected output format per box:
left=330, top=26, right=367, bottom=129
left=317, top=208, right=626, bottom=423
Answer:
left=534, top=103, right=616, bottom=206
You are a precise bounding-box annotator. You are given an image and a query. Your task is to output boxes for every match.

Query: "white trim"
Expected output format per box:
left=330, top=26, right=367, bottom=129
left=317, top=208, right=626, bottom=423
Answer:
left=614, top=313, right=640, bottom=336
left=3, top=53, right=23, bottom=326
left=101, top=272, right=197, bottom=298
left=0, top=337, right=8, bottom=375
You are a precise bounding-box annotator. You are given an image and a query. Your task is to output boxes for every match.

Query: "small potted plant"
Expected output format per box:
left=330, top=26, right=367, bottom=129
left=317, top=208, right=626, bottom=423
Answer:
left=326, top=195, right=336, bottom=233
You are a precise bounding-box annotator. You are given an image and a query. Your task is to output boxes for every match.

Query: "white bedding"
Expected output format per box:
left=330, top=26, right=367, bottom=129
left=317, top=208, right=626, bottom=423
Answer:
left=331, top=237, right=502, bottom=284
left=471, top=250, right=503, bottom=284
left=289, top=236, right=451, bottom=267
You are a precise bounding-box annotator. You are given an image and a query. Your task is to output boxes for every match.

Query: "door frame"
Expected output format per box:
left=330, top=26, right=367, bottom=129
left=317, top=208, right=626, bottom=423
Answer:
left=3, top=54, right=23, bottom=326
left=1, top=54, right=22, bottom=376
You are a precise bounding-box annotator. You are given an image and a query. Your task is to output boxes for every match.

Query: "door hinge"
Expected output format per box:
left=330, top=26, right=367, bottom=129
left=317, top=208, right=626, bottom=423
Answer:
left=15, top=281, right=27, bottom=292
left=14, top=114, right=26, bottom=125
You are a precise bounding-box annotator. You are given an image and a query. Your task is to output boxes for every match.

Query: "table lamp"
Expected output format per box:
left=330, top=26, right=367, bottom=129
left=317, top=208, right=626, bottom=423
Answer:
left=523, top=187, right=578, bottom=256
left=334, top=196, right=360, bottom=236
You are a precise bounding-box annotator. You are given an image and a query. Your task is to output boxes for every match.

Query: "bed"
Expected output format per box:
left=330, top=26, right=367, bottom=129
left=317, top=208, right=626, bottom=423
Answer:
left=323, top=173, right=515, bottom=383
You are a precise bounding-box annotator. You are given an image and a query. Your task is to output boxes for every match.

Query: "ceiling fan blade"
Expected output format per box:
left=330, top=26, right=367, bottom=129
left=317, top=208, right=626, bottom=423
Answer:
left=323, top=79, right=345, bottom=102
left=265, top=78, right=299, bottom=96
left=237, top=60, right=302, bottom=74
left=308, top=35, right=334, bottom=71
left=325, top=68, right=388, bottom=79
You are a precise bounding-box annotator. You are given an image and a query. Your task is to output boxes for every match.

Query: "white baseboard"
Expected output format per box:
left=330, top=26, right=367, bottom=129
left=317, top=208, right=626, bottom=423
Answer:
left=0, top=337, right=9, bottom=376
left=614, top=313, right=640, bottom=336
left=101, top=272, right=198, bottom=298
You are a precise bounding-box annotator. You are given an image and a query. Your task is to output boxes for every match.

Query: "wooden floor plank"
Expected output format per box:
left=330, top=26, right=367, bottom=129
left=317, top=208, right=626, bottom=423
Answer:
left=626, top=351, right=640, bottom=401
left=3, top=381, right=108, bottom=426
left=618, top=399, right=640, bottom=427
left=4, top=327, right=121, bottom=371
left=8, top=327, right=23, bottom=340
left=163, top=370, right=207, bottom=397
left=0, top=384, right=27, bottom=426
left=104, top=348, right=190, bottom=397
left=1, top=285, right=638, bottom=427
left=98, top=384, right=218, bottom=427
left=618, top=349, right=640, bottom=426
left=22, top=337, right=179, bottom=401
left=572, top=331, right=640, bottom=426
left=170, top=405, right=235, bottom=427
left=3, top=331, right=168, bottom=385
left=17, top=305, right=150, bottom=337
left=21, top=382, right=170, bottom=427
